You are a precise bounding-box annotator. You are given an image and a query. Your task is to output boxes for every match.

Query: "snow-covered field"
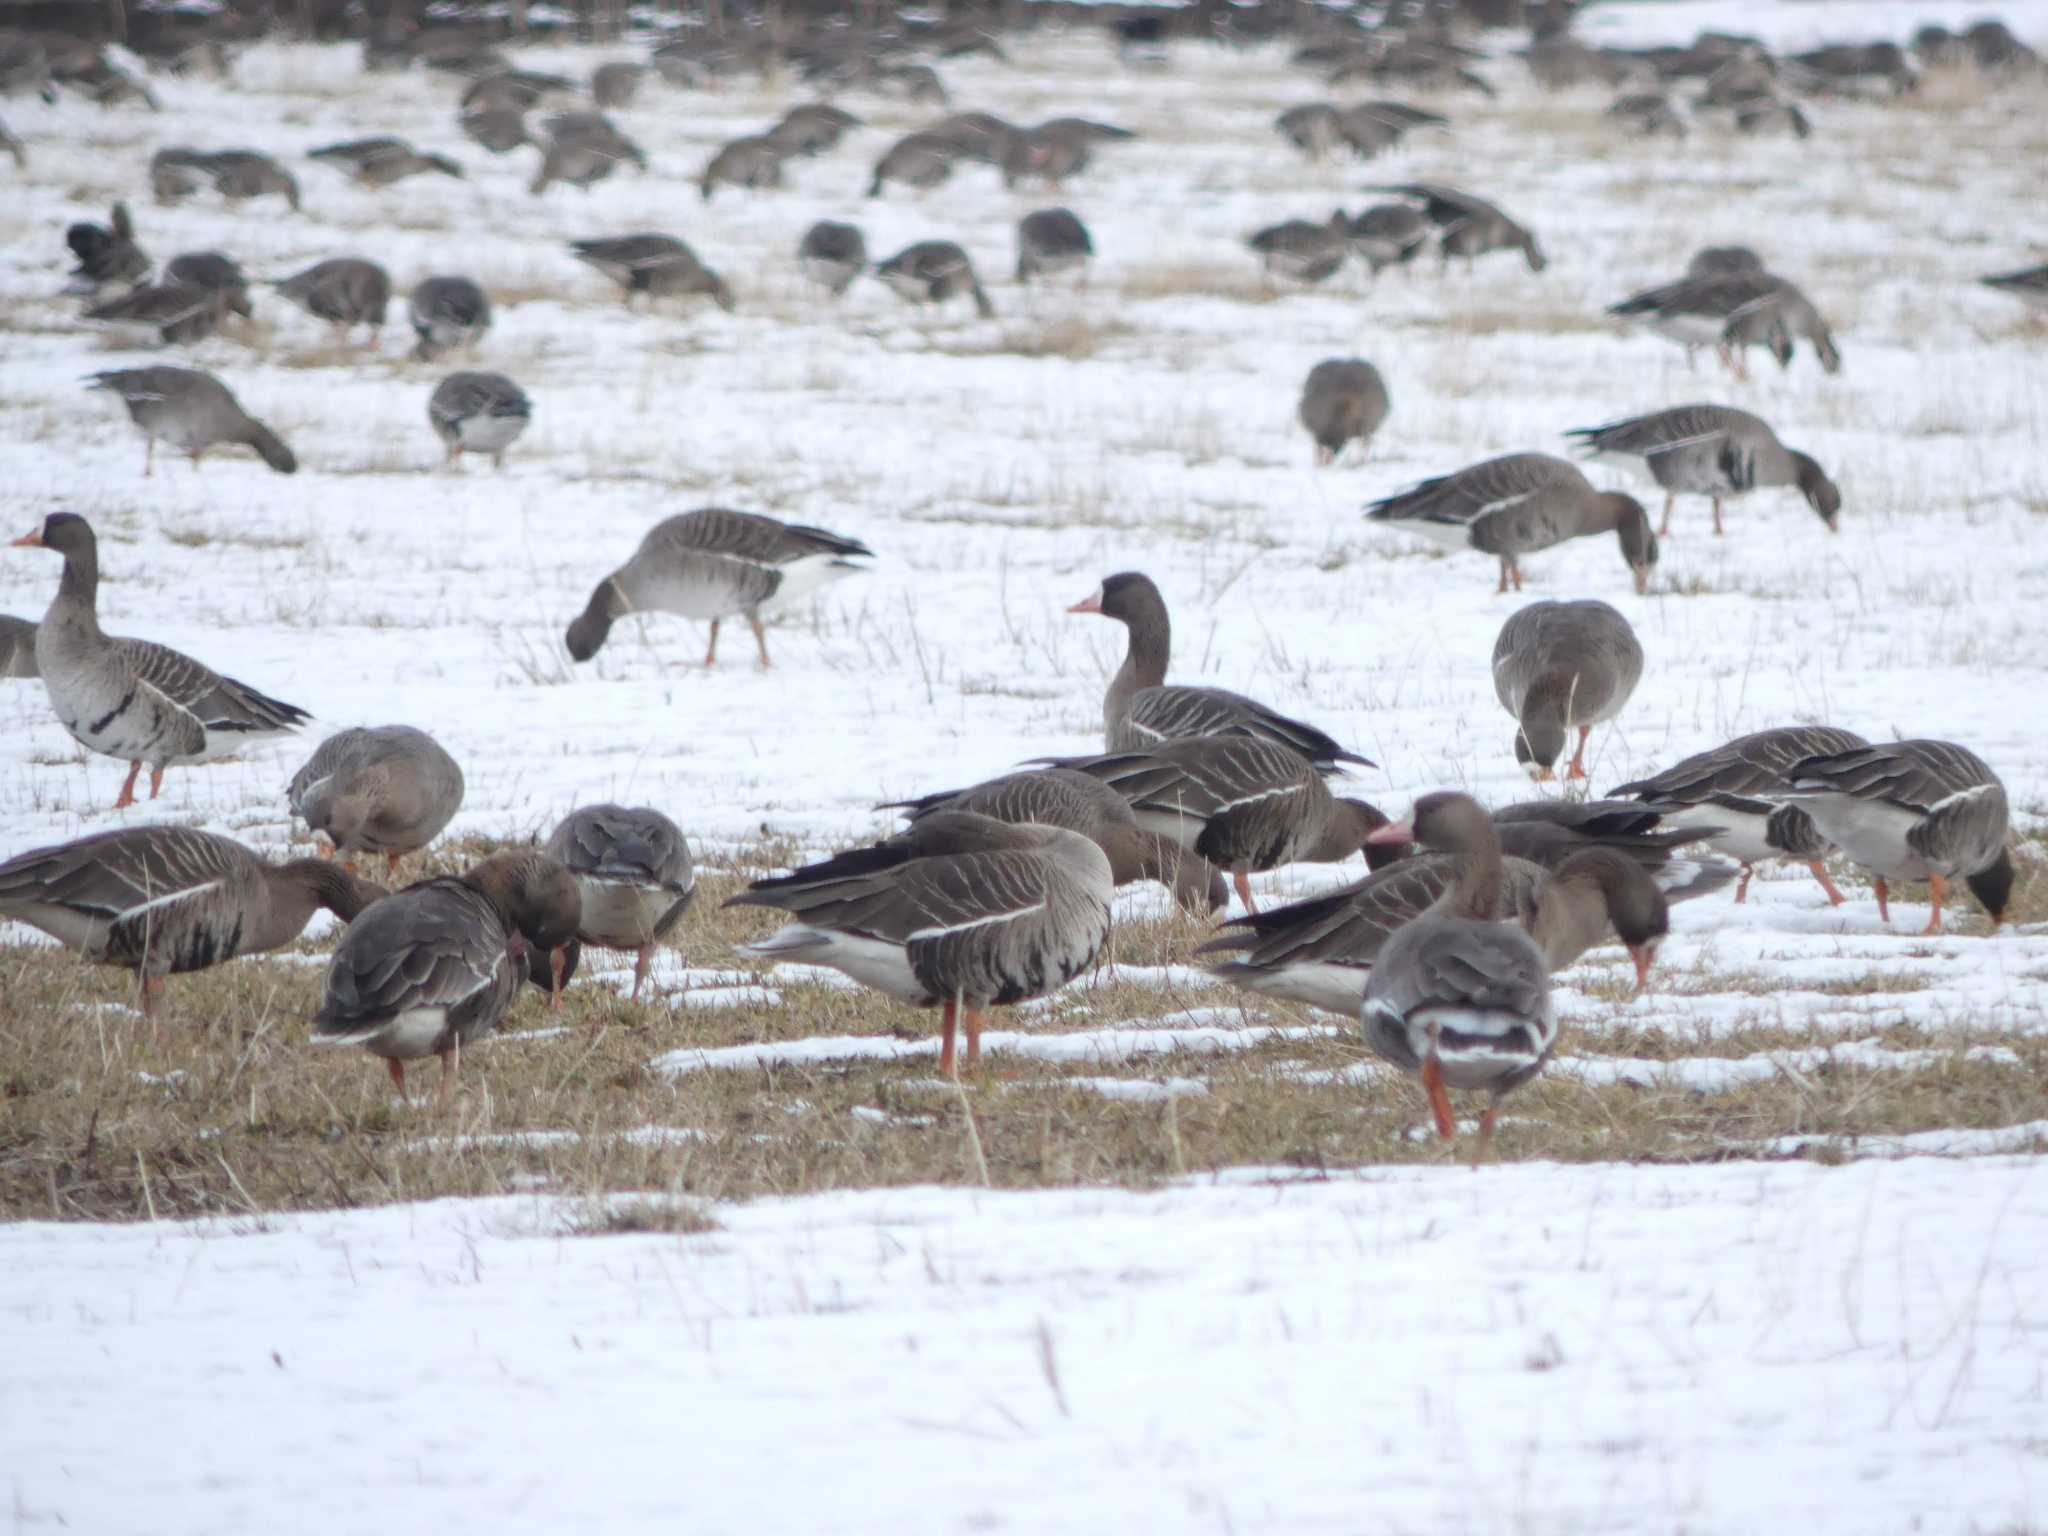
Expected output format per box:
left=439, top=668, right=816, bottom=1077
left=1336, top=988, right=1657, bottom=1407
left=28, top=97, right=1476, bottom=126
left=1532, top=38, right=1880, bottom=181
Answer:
left=2, top=2, right=2046, bottom=1528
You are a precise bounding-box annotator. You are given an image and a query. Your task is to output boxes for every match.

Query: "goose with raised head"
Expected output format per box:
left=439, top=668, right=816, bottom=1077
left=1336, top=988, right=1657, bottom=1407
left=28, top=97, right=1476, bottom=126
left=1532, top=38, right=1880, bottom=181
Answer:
left=570, top=234, right=734, bottom=311
left=1066, top=571, right=1373, bottom=769
left=567, top=507, right=873, bottom=667
left=408, top=275, right=491, bottom=361
left=1492, top=599, right=1643, bottom=782
left=727, top=812, right=1114, bottom=1077
left=1016, top=208, right=1092, bottom=285
left=271, top=257, right=391, bottom=344
left=87, top=367, right=296, bottom=476
left=1566, top=403, right=1840, bottom=537
left=64, top=201, right=149, bottom=294
left=0, top=825, right=384, bottom=1018
left=875, top=241, right=995, bottom=318
left=288, top=725, right=466, bottom=878
left=0, top=614, right=35, bottom=678
left=428, top=371, right=531, bottom=468
left=797, top=221, right=867, bottom=297
left=544, top=805, right=695, bottom=1001
left=1373, top=182, right=1546, bottom=271
left=1298, top=358, right=1389, bottom=466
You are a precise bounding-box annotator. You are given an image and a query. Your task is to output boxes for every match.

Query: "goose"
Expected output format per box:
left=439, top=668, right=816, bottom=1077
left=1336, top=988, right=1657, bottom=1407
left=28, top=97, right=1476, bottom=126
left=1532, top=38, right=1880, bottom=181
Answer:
left=1345, top=203, right=1432, bottom=273
left=1, top=614, right=35, bottom=677
left=0, top=825, right=384, bottom=1018
left=11, top=513, right=311, bottom=807
left=428, top=371, right=531, bottom=469
left=921, top=111, right=1018, bottom=164
left=567, top=507, right=874, bottom=667
left=1565, top=403, right=1840, bottom=537
left=569, top=234, right=734, bottom=312
left=1608, top=725, right=1867, bottom=903
left=1276, top=102, right=1346, bottom=159
left=590, top=61, right=646, bottom=107
left=1492, top=599, right=1643, bottom=782
left=288, top=725, right=466, bottom=877
left=1016, top=207, right=1093, bottom=286
left=1336, top=99, right=1446, bottom=157
left=727, top=813, right=1114, bottom=1077
left=458, top=106, right=531, bottom=155
left=1608, top=269, right=1840, bottom=377
left=188, top=149, right=300, bottom=210
left=699, top=134, right=788, bottom=200
left=797, top=221, right=867, bottom=297
left=81, top=281, right=230, bottom=346
left=767, top=102, right=861, bottom=156
left=408, top=275, right=491, bottom=361
left=1784, top=740, right=2012, bottom=932
left=874, top=241, right=995, bottom=318
left=164, top=252, right=252, bottom=318
left=1035, top=117, right=1136, bottom=146
left=1067, top=571, right=1373, bottom=769
left=1728, top=94, right=1811, bottom=138
left=1373, top=182, right=1546, bottom=272
left=309, top=136, right=464, bottom=186
left=1789, top=41, right=1915, bottom=96
left=151, top=152, right=221, bottom=205
left=64, top=201, right=149, bottom=294
left=1367, top=453, right=1656, bottom=594
left=462, top=68, right=578, bottom=113
left=544, top=805, right=695, bottom=1000
left=1688, top=245, right=1763, bottom=277
left=271, top=257, right=391, bottom=344
left=1607, top=92, right=1686, bottom=137
left=867, top=131, right=955, bottom=196
left=1981, top=263, right=2048, bottom=314
left=530, top=112, right=645, bottom=194
left=313, top=850, right=582, bottom=1102
left=1487, top=799, right=1739, bottom=903
left=1248, top=214, right=1351, bottom=284
left=87, top=367, right=297, bottom=475
left=1299, top=358, right=1390, bottom=466
left=1000, top=125, right=1091, bottom=189
left=879, top=766, right=1225, bottom=915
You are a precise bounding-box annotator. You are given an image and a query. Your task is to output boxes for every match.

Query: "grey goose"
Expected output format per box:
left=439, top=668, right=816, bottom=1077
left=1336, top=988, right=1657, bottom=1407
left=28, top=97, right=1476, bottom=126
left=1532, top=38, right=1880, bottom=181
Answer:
left=1335, top=99, right=1447, bottom=158
left=1487, top=800, right=1738, bottom=904
left=309, top=136, right=464, bottom=186
left=1726, top=94, right=1811, bottom=138
left=458, top=107, right=532, bottom=155
left=544, top=805, right=695, bottom=1000
left=1492, top=599, right=1644, bottom=782
left=530, top=112, right=646, bottom=194
left=271, top=257, right=392, bottom=344
left=1016, top=208, right=1093, bottom=285
left=1566, top=403, right=1840, bottom=537
left=728, top=812, right=1114, bottom=1077
left=1000, top=125, right=1092, bottom=190
left=1608, top=269, right=1841, bottom=377
left=1248, top=214, right=1351, bottom=284
left=1298, top=358, right=1390, bottom=466
left=1607, top=93, right=1687, bottom=138
left=875, top=241, right=994, bottom=318
left=408, top=275, right=491, bottom=361
left=428, top=371, right=531, bottom=468
left=88, top=366, right=297, bottom=475
left=699, top=134, right=789, bottom=200
left=82, top=281, right=231, bottom=346
left=1344, top=203, right=1431, bottom=274
left=12, top=513, right=311, bottom=807
left=1608, top=725, right=1868, bottom=904
left=1373, top=182, right=1546, bottom=272
left=567, top=507, right=874, bottom=667
left=0, top=614, right=36, bottom=678
left=313, top=850, right=582, bottom=1102
left=462, top=68, right=578, bottom=113
left=1981, top=264, right=2048, bottom=314
left=1688, top=245, right=1764, bottom=277
left=1367, top=452, right=1656, bottom=594
left=64, top=202, right=149, bottom=294
left=920, top=111, right=1018, bottom=164
left=570, top=234, right=734, bottom=311
left=164, top=252, right=252, bottom=318
left=591, top=61, right=646, bottom=107
left=1067, top=571, right=1373, bottom=770
left=151, top=149, right=300, bottom=211
left=768, top=104, right=860, bottom=156
left=0, top=825, right=383, bottom=1018
left=288, top=725, right=466, bottom=877
left=867, top=131, right=956, bottom=196
left=1785, top=740, right=2012, bottom=932
left=797, top=221, right=867, bottom=297
left=1275, top=103, right=1347, bottom=160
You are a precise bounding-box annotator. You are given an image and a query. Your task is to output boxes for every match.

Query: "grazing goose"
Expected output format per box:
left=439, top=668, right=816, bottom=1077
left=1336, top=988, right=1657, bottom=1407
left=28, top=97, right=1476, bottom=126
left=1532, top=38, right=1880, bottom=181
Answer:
left=1486, top=800, right=1739, bottom=904
left=569, top=234, right=734, bottom=311
left=1981, top=263, right=2048, bottom=314
left=1016, top=208, right=1093, bottom=286
left=1785, top=740, right=2012, bottom=932
left=1, top=614, right=36, bottom=678
left=309, top=136, right=464, bottom=186
left=313, top=850, right=582, bottom=1102
left=408, top=275, right=490, bottom=361
left=88, top=367, right=297, bottom=475
left=150, top=148, right=214, bottom=203
left=1374, top=182, right=1546, bottom=272
left=1248, top=214, right=1351, bottom=284
left=1492, top=600, right=1643, bottom=781
left=797, top=221, right=867, bottom=297
left=1068, top=571, right=1372, bottom=768
left=591, top=61, right=646, bottom=108
left=768, top=103, right=861, bottom=156
left=1337, top=100, right=1446, bottom=157
left=1566, top=403, right=1840, bottom=537
left=1608, top=93, right=1687, bottom=137
left=1035, top=117, right=1136, bottom=146
left=271, top=257, right=391, bottom=344
left=531, top=112, right=645, bottom=194
left=164, top=251, right=252, bottom=318
left=173, top=149, right=300, bottom=211
left=458, top=107, right=531, bottom=155
left=1298, top=358, right=1390, bottom=466
left=11, top=513, right=311, bottom=807
left=1275, top=102, right=1346, bottom=159
left=567, top=507, right=874, bottom=667
left=82, top=281, right=230, bottom=347
left=1000, top=125, right=1091, bottom=189
left=462, top=68, right=577, bottom=113
left=1367, top=453, right=1656, bottom=594
left=64, top=202, right=150, bottom=294
left=428, top=371, right=531, bottom=469
left=1689, top=245, right=1764, bottom=277
left=0, top=826, right=383, bottom=1018
left=288, top=725, right=466, bottom=877
left=1729, top=94, right=1811, bottom=138
left=1344, top=203, right=1431, bottom=274
left=1609, top=269, right=1841, bottom=377
left=867, top=131, right=955, bottom=196
left=1608, top=725, right=1868, bottom=903
left=699, top=134, right=787, bottom=199
left=728, top=813, right=1114, bottom=1077
left=544, top=805, right=695, bottom=1000
left=875, top=241, right=995, bottom=318
left=922, top=111, right=1018, bottom=164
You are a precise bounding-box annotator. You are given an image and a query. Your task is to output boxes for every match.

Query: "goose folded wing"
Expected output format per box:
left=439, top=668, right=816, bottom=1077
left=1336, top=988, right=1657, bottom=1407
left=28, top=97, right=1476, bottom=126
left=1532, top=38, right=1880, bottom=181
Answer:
left=323, top=894, right=504, bottom=1021
left=1202, top=857, right=1451, bottom=967
left=117, top=639, right=308, bottom=732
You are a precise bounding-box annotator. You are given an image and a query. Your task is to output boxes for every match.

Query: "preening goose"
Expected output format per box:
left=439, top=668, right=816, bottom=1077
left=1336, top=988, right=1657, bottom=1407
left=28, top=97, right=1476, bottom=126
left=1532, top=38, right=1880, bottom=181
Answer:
left=271, top=257, right=391, bottom=344
left=1566, top=403, right=1840, bottom=536
left=1367, top=453, right=1656, bottom=594
left=1298, top=358, right=1390, bottom=466
left=874, top=241, right=995, bottom=318
left=0, top=825, right=384, bottom=1017
left=0, top=614, right=35, bottom=678
left=1067, top=571, right=1373, bottom=769
left=313, top=850, right=582, bottom=1102
left=1373, top=182, right=1546, bottom=272
left=428, top=371, right=531, bottom=468
left=544, top=805, right=695, bottom=1000
left=727, top=813, right=1115, bottom=1077
left=408, top=275, right=491, bottom=361
left=310, top=136, right=464, bottom=186
left=1786, top=740, right=2012, bottom=932
left=797, top=221, right=867, bottom=297
left=570, top=234, right=734, bottom=311
left=11, top=513, right=310, bottom=807
left=64, top=201, right=149, bottom=294
left=1248, top=213, right=1351, bottom=284
left=288, top=725, right=466, bottom=877
left=1981, top=263, right=2048, bottom=314
left=87, top=367, right=297, bottom=476
left=1492, top=599, right=1644, bottom=781
left=566, top=507, right=874, bottom=667
left=1016, top=207, right=1093, bottom=285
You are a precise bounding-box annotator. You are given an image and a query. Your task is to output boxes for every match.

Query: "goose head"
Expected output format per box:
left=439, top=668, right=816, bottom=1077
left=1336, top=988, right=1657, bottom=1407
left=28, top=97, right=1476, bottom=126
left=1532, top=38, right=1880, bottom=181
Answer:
left=1790, top=453, right=1840, bottom=530
left=468, top=850, right=583, bottom=1008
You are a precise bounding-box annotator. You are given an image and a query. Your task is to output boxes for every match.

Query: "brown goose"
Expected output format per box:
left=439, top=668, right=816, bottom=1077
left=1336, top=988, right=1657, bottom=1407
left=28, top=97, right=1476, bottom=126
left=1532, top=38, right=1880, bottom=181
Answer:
left=1566, top=404, right=1840, bottom=537
left=271, top=257, right=392, bottom=344
left=1016, top=208, right=1093, bottom=286
left=11, top=513, right=311, bottom=807
left=170, top=149, right=300, bottom=211
left=567, top=508, right=874, bottom=667
left=1487, top=800, right=1738, bottom=904
left=0, top=614, right=35, bottom=677
left=310, top=136, right=464, bottom=186
left=0, top=825, right=384, bottom=1018
left=728, top=813, right=1114, bottom=1077
left=1492, top=600, right=1644, bottom=781
left=699, top=134, right=787, bottom=200
left=798, top=221, right=867, bottom=297
left=288, top=725, right=466, bottom=878
left=1373, top=182, right=1545, bottom=271
left=408, top=275, right=491, bottom=361
left=313, top=850, right=582, bottom=1102
left=1298, top=358, right=1390, bottom=466
left=544, top=805, right=695, bottom=1000
left=1000, top=125, right=1091, bottom=189
left=64, top=201, right=150, bottom=294
left=79, top=278, right=228, bottom=346
left=569, top=234, right=734, bottom=311
left=874, top=241, right=994, bottom=318
left=458, top=107, right=531, bottom=155
left=1689, top=246, right=1763, bottom=277
left=530, top=112, right=645, bottom=194
left=1608, top=269, right=1841, bottom=377
left=1367, top=453, right=1655, bottom=594
left=88, top=367, right=296, bottom=475
left=1248, top=214, right=1351, bottom=284
left=428, top=371, right=531, bottom=469
left=1067, top=571, right=1372, bottom=769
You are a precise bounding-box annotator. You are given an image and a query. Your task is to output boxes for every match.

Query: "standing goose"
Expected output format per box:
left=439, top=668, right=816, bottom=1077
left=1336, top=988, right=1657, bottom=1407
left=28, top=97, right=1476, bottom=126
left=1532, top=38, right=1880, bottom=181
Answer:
left=1980, top=263, right=2048, bottom=314
left=874, top=241, right=995, bottom=318
left=544, top=805, right=695, bottom=1000
left=288, top=725, right=466, bottom=878
left=1248, top=214, right=1351, bottom=284
left=0, top=826, right=384, bottom=1018
left=309, top=136, right=464, bottom=186
left=1689, top=245, right=1763, bottom=277
left=64, top=201, right=149, bottom=294
left=1566, top=404, right=1840, bottom=536
left=459, top=107, right=532, bottom=155
left=1785, top=740, right=2012, bottom=932
left=1608, top=269, right=1841, bottom=377
left=727, top=813, right=1115, bottom=1077
left=1344, top=204, right=1431, bottom=274
left=428, top=371, right=531, bottom=469
left=591, top=61, right=646, bottom=107
left=1015, top=208, right=1093, bottom=286
left=194, top=150, right=301, bottom=211
left=530, top=112, right=645, bottom=194
left=867, top=132, right=956, bottom=197
left=1067, top=571, right=1373, bottom=769
left=313, top=850, right=582, bottom=1102
left=699, top=134, right=788, bottom=199
left=87, top=367, right=297, bottom=475
left=81, top=281, right=230, bottom=347
left=1373, top=182, right=1546, bottom=271
left=409, top=275, right=491, bottom=361
left=1492, top=600, right=1644, bottom=781
left=1366, top=453, right=1656, bottom=594
left=797, top=221, right=867, bottom=297
left=1298, top=358, right=1390, bottom=466
left=566, top=507, right=874, bottom=667
left=1608, top=725, right=1868, bottom=903
left=569, top=234, right=734, bottom=311
left=768, top=103, right=860, bottom=156
left=1, top=614, right=36, bottom=677
left=271, top=257, right=392, bottom=345
left=164, top=252, right=253, bottom=319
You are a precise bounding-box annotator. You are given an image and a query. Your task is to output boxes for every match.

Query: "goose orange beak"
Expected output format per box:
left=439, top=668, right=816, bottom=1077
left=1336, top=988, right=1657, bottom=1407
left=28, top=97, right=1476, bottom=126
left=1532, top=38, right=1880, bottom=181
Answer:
left=1066, top=586, right=1103, bottom=614
left=1365, top=820, right=1413, bottom=846
left=1628, top=945, right=1655, bottom=995
left=10, top=529, right=41, bottom=546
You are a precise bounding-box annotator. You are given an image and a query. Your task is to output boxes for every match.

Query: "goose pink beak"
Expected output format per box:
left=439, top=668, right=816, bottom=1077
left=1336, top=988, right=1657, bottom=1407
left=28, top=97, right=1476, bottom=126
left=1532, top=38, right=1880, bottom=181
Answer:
left=1629, top=945, right=1655, bottom=995
left=10, top=529, right=40, bottom=546
left=1066, top=587, right=1103, bottom=614
left=1365, top=820, right=1413, bottom=846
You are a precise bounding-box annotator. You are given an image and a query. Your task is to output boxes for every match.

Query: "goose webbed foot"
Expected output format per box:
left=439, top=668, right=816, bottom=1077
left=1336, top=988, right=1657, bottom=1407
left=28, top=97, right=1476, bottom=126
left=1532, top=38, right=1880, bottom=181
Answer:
left=1922, top=873, right=1946, bottom=935
left=114, top=760, right=144, bottom=809
left=1807, top=860, right=1846, bottom=907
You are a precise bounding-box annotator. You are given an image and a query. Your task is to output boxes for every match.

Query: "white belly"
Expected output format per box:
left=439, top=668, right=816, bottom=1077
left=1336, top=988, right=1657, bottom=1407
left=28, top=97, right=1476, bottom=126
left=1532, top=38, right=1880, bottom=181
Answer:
left=576, top=878, right=670, bottom=949
left=372, top=1006, right=452, bottom=1060
left=1794, top=797, right=1928, bottom=879
left=454, top=415, right=527, bottom=453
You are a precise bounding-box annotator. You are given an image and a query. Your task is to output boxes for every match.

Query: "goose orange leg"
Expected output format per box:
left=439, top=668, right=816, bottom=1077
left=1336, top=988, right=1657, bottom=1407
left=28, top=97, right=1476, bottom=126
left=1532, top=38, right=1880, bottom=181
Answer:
left=1495, top=561, right=1511, bottom=596
left=147, top=767, right=166, bottom=800
left=1873, top=877, right=1890, bottom=924
left=1565, top=726, right=1592, bottom=781
left=1807, top=861, right=1847, bottom=906
left=747, top=613, right=771, bottom=669
left=113, top=760, right=144, bottom=809
left=703, top=618, right=721, bottom=667
left=386, top=1058, right=408, bottom=1100
left=1659, top=493, right=1675, bottom=537
left=138, top=974, right=164, bottom=1018
left=437, top=1035, right=461, bottom=1108
left=963, top=1007, right=986, bottom=1072
left=384, top=851, right=401, bottom=880
left=1922, top=873, right=1946, bottom=935
left=547, top=946, right=567, bottom=1012
left=1232, top=869, right=1258, bottom=915
left=1475, top=1104, right=1499, bottom=1165
left=936, top=996, right=961, bottom=1078
left=1711, top=497, right=1725, bottom=537
left=1420, top=1050, right=1456, bottom=1141
left=631, top=944, right=653, bottom=1001
left=1734, top=863, right=1754, bottom=903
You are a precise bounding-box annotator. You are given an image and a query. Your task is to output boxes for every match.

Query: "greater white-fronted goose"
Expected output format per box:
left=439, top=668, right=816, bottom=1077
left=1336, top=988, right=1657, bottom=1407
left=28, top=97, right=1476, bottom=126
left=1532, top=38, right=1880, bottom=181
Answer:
left=768, top=102, right=861, bottom=156
left=797, top=221, right=867, bottom=297
left=1016, top=208, right=1092, bottom=285
left=569, top=234, right=734, bottom=311
left=310, top=136, right=464, bottom=186
left=1981, top=263, right=2048, bottom=314
left=728, top=813, right=1114, bottom=1077
left=1337, top=99, right=1446, bottom=157
left=0, top=614, right=35, bottom=677
left=64, top=202, right=149, bottom=294
left=1000, top=125, right=1091, bottom=189
left=867, top=131, right=955, bottom=196
left=313, top=850, right=582, bottom=1102
left=288, top=725, right=466, bottom=877
left=164, top=251, right=252, bottom=318
left=1344, top=203, right=1431, bottom=273
left=1067, top=571, right=1372, bottom=769
left=1728, top=94, right=1811, bottom=138
left=590, top=61, right=646, bottom=108
left=699, top=134, right=788, bottom=200
left=1492, top=599, right=1643, bottom=782
left=88, top=366, right=297, bottom=475
left=1607, top=92, right=1686, bottom=137
left=1275, top=103, right=1345, bottom=159
left=1374, top=182, right=1546, bottom=272
left=1487, top=799, right=1738, bottom=903
left=1566, top=403, right=1840, bottom=537
left=1367, top=453, right=1656, bottom=594
left=544, top=805, right=695, bottom=1000
left=172, top=149, right=299, bottom=211
left=81, top=281, right=230, bottom=346
left=1608, top=269, right=1841, bottom=377
left=567, top=507, right=874, bottom=667
left=875, top=240, right=994, bottom=318
left=428, top=371, right=531, bottom=469
left=1298, top=358, right=1389, bottom=466
left=1689, top=245, right=1763, bottom=277
left=530, top=112, right=645, bottom=194
left=408, top=275, right=490, bottom=361
left=458, top=106, right=531, bottom=155
left=1608, top=725, right=1867, bottom=903
left=0, top=825, right=383, bottom=1018
left=462, top=68, right=577, bottom=113
left=271, top=257, right=391, bottom=344
left=11, top=513, right=311, bottom=807
left=921, top=110, right=1018, bottom=163
left=1786, top=740, right=2012, bottom=932
left=1248, top=214, right=1351, bottom=284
